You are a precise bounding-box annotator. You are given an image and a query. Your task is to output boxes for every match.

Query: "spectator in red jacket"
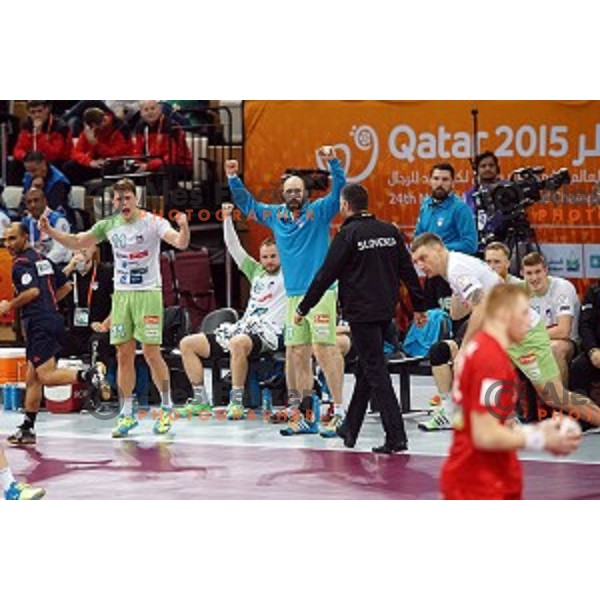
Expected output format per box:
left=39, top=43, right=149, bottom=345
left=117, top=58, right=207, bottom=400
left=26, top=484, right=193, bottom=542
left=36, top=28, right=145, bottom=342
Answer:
left=8, top=101, right=73, bottom=185
left=133, top=100, right=192, bottom=194
left=62, top=108, right=133, bottom=185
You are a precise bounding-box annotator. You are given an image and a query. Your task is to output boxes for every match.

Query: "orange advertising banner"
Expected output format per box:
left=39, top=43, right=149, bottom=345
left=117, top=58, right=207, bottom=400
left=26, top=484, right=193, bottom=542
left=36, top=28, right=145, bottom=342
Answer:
left=243, top=100, right=600, bottom=283
left=0, top=248, right=15, bottom=324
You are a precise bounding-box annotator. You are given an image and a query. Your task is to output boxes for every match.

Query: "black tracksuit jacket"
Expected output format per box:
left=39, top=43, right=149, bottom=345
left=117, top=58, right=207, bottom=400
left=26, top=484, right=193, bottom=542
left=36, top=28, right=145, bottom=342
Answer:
left=297, top=212, right=425, bottom=323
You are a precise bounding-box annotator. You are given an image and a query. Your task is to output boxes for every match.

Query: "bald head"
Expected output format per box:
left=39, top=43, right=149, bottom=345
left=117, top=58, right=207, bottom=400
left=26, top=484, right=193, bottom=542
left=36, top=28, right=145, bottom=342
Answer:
left=282, top=175, right=307, bottom=211
left=25, top=187, right=48, bottom=220
left=140, top=100, right=162, bottom=125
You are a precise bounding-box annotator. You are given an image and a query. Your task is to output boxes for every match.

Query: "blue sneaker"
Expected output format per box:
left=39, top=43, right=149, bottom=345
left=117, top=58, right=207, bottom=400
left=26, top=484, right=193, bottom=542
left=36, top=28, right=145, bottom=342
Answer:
left=280, top=417, right=319, bottom=436
left=5, top=481, right=46, bottom=500
left=320, top=414, right=344, bottom=438
left=112, top=415, right=139, bottom=438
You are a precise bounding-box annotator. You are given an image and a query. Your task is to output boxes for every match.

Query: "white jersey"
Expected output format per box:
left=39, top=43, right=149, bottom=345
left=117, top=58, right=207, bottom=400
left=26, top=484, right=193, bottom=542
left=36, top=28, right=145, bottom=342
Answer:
left=91, top=210, right=172, bottom=291
left=528, top=276, right=580, bottom=342
left=239, top=257, right=286, bottom=335
left=447, top=252, right=541, bottom=329
left=446, top=251, right=502, bottom=302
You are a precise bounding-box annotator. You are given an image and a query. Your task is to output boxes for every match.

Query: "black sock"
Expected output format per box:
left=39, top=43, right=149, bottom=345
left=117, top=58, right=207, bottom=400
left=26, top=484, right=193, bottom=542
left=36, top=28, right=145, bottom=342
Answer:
left=22, top=412, right=37, bottom=430
left=299, top=395, right=313, bottom=418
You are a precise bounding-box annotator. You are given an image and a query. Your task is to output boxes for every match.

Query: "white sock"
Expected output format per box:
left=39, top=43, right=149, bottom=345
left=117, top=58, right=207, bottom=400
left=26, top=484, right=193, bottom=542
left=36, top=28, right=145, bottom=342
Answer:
left=121, top=397, right=134, bottom=417
left=334, top=403, right=345, bottom=418
left=161, top=390, right=173, bottom=409
left=193, top=386, right=210, bottom=405
left=0, top=467, right=16, bottom=493
left=230, top=387, right=244, bottom=404
left=440, top=392, right=451, bottom=412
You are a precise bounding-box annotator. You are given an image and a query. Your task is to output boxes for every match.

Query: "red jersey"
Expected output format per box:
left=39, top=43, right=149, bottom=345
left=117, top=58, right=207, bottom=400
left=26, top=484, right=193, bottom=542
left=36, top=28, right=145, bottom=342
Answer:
left=440, top=331, right=523, bottom=500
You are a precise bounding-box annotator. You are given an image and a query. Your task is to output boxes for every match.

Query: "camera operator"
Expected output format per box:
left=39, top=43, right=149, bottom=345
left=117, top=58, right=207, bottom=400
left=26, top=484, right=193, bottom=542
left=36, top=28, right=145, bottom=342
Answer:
left=465, top=151, right=505, bottom=251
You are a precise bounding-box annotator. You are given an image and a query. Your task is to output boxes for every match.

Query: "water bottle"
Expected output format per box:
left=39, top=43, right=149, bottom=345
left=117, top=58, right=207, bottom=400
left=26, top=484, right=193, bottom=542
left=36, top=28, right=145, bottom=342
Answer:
left=262, top=388, right=273, bottom=413
left=3, top=383, right=12, bottom=411
left=13, top=385, right=22, bottom=410
left=3, top=384, right=17, bottom=411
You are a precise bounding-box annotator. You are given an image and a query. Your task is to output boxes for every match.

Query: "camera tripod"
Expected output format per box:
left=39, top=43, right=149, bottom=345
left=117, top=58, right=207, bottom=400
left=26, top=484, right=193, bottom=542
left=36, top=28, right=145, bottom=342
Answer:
left=503, top=213, right=541, bottom=276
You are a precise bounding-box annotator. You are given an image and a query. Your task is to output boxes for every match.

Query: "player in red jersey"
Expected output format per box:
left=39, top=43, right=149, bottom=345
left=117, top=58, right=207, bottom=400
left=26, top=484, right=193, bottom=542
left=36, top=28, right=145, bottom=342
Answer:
left=440, top=284, right=582, bottom=500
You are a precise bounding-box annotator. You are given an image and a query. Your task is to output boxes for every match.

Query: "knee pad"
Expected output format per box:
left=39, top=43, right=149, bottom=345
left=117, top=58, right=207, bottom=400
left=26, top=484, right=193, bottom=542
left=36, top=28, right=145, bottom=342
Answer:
left=429, top=341, right=452, bottom=366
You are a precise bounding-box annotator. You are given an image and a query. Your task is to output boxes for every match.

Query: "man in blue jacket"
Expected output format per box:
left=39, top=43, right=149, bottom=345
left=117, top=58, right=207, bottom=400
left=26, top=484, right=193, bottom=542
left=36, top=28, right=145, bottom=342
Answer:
left=22, top=151, right=72, bottom=224
left=414, top=163, right=477, bottom=255
left=226, top=146, right=346, bottom=437
left=414, top=162, right=477, bottom=314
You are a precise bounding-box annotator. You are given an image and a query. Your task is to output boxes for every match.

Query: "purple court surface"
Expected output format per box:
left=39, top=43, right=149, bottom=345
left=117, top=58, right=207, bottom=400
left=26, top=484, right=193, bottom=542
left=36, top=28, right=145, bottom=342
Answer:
left=2, top=404, right=599, bottom=500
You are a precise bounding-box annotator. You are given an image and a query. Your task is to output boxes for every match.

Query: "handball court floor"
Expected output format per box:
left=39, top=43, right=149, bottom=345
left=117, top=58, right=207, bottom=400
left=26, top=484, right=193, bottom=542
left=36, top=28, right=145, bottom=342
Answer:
left=2, top=375, right=600, bottom=500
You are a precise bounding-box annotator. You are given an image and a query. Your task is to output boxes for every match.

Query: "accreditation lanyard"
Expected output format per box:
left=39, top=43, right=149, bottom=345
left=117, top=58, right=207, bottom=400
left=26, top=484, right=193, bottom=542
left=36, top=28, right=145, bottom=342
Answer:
left=73, top=264, right=97, bottom=308
left=72, top=264, right=97, bottom=328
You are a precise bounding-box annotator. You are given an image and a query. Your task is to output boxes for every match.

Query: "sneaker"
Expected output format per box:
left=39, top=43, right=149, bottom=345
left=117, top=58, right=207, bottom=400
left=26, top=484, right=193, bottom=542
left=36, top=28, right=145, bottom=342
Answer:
left=111, top=415, right=139, bottom=438
left=428, top=395, right=442, bottom=407
left=226, top=401, right=245, bottom=420
left=320, top=414, right=344, bottom=438
left=280, top=417, right=319, bottom=436
left=4, top=481, right=46, bottom=500
left=153, top=408, right=173, bottom=435
left=418, top=407, right=453, bottom=432
left=176, top=399, right=213, bottom=418
left=86, top=362, right=111, bottom=401
left=7, top=427, right=36, bottom=446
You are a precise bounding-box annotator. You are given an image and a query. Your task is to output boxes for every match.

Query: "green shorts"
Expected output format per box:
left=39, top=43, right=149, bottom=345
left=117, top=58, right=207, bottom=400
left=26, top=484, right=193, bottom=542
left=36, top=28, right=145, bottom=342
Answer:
left=286, top=289, right=337, bottom=346
left=110, top=290, right=163, bottom=345
left=507, top=320, right=560, bottom=385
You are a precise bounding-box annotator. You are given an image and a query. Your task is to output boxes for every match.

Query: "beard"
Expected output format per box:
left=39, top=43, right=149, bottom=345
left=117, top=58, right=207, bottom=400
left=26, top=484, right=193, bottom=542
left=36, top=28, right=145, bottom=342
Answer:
left=285, top=197, right=305, bottom=211
left=432, top=187, right=450, bottom=202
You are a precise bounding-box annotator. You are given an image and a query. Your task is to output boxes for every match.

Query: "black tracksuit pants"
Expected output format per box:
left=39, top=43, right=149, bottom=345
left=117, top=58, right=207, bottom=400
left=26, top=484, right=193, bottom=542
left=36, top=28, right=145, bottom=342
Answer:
left=569, top=353, right=600, bottom=407
left=345, top=321, right=407, bottom=445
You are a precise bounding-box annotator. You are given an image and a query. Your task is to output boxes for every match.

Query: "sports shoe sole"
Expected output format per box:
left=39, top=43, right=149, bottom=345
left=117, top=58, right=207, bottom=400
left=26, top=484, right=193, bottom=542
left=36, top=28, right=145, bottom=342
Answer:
left=112, top=422, right=139, bottom=438
left=280, top=426, right=319, bottom=436
left=7, top=436, right=36, bottom=446
left=417, top=422, right=453, bottom=432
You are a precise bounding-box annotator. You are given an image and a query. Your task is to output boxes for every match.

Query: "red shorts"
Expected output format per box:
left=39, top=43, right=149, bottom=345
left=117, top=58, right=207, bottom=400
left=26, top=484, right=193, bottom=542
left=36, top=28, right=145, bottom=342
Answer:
left=442, top=486, right=522, bottom=500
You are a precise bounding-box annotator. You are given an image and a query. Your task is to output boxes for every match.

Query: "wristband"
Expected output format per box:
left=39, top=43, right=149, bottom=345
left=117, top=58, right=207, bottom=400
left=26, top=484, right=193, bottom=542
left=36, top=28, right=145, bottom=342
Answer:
left=522, top=425, right=545, bottom=452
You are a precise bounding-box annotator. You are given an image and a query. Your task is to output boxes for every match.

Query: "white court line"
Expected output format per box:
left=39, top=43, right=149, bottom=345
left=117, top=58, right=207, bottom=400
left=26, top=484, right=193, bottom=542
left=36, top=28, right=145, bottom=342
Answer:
left=2, top=423, right=600, bottom=466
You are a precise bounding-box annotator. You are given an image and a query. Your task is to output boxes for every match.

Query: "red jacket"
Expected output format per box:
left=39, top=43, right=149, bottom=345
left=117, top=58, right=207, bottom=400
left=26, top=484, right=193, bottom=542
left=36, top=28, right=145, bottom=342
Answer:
left=72, top=114, right=132, bottom=167
left=133, top=114, right=192, bottom=171
left=13, top=115, right=73, bottom=162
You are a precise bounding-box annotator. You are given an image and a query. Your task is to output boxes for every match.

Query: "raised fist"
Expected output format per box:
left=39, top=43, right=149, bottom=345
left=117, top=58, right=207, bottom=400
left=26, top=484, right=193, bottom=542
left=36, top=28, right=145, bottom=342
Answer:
left=318, top=145, right=336, bottom=161
left=174, top=211, right=188, bottom=228
left=221, top=203, right=235, bottom=218
left=225, top=160, right=239, bottom=177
